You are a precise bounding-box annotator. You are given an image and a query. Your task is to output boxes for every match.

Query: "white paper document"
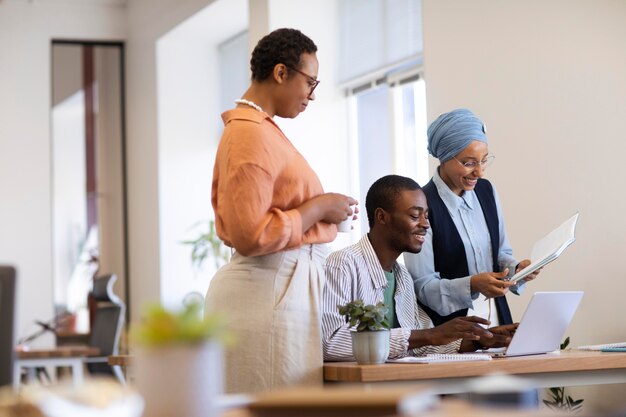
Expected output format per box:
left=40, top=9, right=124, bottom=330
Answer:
left=509, top=212, right=579, bottom=283
left=387, top=353, right=492, bottom=364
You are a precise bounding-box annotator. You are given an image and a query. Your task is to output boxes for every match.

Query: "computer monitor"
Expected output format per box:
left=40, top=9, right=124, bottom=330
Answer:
left=0, top=265, right=16, bottom=387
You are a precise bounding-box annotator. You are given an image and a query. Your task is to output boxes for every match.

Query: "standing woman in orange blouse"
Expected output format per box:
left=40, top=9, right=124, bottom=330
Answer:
left=205, top=28, right=357, bottom=394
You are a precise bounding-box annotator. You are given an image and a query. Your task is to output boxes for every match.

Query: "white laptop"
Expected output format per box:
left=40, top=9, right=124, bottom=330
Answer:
left=489, top=291, right=583, bottom=358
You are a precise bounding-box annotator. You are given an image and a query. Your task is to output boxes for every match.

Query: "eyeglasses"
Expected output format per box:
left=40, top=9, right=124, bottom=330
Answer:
left=286, top=65, right=320, bottom=95
left=452, top=154, right=495, bottom=171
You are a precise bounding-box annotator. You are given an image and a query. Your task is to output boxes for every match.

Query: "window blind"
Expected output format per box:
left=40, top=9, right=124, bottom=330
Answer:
left=338, top=0, right=423, bottom=84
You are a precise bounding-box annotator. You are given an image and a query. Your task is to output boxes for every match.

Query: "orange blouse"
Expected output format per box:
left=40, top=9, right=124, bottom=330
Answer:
left=212, top=108, right=337, bottom=257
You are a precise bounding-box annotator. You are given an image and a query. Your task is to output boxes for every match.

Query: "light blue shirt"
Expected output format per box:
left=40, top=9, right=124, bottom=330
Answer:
left=404, top=170, right=525, bottom=316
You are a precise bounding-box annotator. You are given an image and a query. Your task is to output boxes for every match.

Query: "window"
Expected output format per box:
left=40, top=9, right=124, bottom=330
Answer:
left=338, top=0, right=427, bottom=236
left=393, top=76, right=429, bottom=185
left=347, top=72, right=429, bottom=235
left=218, top=31, right=249, bottom=114
left=339, top=0, right=423, bottom=83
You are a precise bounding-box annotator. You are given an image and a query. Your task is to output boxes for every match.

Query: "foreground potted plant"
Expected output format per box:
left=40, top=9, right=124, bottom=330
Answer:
left=132, top=301, right=231, bottom=417
left=338, top=300, right=391, bottom=364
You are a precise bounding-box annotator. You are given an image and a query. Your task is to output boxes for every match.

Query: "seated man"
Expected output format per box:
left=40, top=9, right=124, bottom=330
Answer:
left=322, top=175, right=517, bottom=361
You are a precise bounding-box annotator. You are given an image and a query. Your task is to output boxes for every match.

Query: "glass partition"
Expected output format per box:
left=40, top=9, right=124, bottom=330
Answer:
left=50, top=42, right=127, bottom=336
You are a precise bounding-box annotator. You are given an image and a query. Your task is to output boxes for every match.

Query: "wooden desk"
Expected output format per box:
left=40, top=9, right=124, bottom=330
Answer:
left=230, top=401, right=563, bottom=417
left=14, top=346, right=100, bottom=389
left=56, top=330, right=90, bottom=346
left=107, top=354, right=131, bottom=367
left=324, top=350, right=626, bottom=393
left=217, top=390, right=563, bottom=417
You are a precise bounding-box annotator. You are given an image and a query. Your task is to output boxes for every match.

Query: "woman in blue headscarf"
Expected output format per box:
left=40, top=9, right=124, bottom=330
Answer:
left=404, top=109, right=541, bottom=328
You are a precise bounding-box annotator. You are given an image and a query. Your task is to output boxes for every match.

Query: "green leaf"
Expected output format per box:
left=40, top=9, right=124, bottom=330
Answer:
left=337, top=299, right=390, bottom=332
left=181, top=219, right=230, bottom=270
left=544, top=385, right=584, bottom=412
left=543, top=401, right=558, bottom=410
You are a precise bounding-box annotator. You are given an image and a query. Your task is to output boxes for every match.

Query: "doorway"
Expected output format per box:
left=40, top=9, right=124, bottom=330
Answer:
left=50, top=41, right=128, bottom=335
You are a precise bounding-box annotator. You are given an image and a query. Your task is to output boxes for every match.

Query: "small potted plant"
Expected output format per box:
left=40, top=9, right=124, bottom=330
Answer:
left=338, top=300, right=391, bottom=364
left=132, top=300, right=232, bottom=417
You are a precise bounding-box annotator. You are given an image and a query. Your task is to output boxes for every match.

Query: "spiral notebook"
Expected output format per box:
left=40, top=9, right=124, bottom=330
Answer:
left=578, top=342, right=626, bottom=351
left=387, top=353, right=492, bottom=364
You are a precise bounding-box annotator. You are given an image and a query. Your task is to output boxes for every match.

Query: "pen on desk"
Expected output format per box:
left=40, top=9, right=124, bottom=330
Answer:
left=601, top=347, right=626, bottom=352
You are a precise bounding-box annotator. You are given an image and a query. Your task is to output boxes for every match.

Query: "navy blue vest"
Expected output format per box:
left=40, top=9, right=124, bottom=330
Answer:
left=420, top=178, right=513, bottom=326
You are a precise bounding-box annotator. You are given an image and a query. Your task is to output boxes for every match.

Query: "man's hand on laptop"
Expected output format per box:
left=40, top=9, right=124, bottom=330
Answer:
left=458, top=323, right=518, bottom=352
left=477, top=323, right=519, bottom=350
left=410, top=316, right=495, bottom=349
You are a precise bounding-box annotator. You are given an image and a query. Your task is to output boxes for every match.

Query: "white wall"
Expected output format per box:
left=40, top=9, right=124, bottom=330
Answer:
left=266, top=0, right=356, bottom=250
left=156, top=0, right=247, bottom=310
left=422, top=0, right=626, bottom=411
left=125, top=0, right=217, bottom=319
left=0, top=0, right=126, bottom=346
left=157, top=37, right=218, bottom=309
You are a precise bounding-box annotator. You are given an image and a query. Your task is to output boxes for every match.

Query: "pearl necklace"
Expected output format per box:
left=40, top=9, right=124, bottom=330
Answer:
left=235, top=98, right=264, bottom=113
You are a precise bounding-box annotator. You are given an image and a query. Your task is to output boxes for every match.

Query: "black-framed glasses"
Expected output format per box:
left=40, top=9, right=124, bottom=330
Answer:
left=286, top=65, right=320, bottom=95
left=452, top=154, right=495, bottom=171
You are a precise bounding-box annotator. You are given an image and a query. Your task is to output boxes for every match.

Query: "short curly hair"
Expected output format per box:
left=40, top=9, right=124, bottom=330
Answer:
left=365, top=175, right=422, bottom=229
left=250, top=28, right=317, bottom=82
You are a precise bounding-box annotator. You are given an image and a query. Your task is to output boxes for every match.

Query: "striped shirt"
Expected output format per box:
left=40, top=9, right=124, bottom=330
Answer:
left=322, top=235, right=461, bottom=361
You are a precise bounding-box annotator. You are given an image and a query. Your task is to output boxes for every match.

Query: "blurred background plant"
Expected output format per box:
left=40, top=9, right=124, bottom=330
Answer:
left=181, top=219, right=230, bottom=271
left=131, top=300, right=233, bottom=347
left=543, top=337, right=584, bottom=412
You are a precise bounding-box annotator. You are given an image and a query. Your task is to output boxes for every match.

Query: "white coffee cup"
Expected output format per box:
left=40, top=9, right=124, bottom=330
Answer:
left=337, top=205, right=356, bottom=233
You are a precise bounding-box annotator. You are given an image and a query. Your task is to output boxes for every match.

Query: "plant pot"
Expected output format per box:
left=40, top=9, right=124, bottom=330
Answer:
left=135, top=341, right=223, bottom=417
left=350, top=330, right=390, bottom=364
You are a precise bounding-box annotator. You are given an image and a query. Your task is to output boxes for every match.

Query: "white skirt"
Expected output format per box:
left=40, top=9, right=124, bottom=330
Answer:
left=205, top=244, right=328, bottom=394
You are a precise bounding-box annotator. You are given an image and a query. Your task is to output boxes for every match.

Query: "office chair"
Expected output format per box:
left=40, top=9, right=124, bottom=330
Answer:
left=0, top=266, right=16, bottom=387
left=83, top=273, right=126, bottom=384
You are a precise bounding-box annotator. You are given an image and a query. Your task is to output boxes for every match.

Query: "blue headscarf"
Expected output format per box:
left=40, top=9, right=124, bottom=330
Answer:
left=427, top=109, right=488, bottom=163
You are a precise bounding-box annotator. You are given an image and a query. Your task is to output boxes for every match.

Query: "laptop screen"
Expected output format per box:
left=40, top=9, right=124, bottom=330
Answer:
left=503, top=291, right=583, bottom=357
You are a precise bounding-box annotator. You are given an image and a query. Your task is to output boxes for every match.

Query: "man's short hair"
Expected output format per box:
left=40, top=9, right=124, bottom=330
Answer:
left=365, top=175, right=421, bottom=228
